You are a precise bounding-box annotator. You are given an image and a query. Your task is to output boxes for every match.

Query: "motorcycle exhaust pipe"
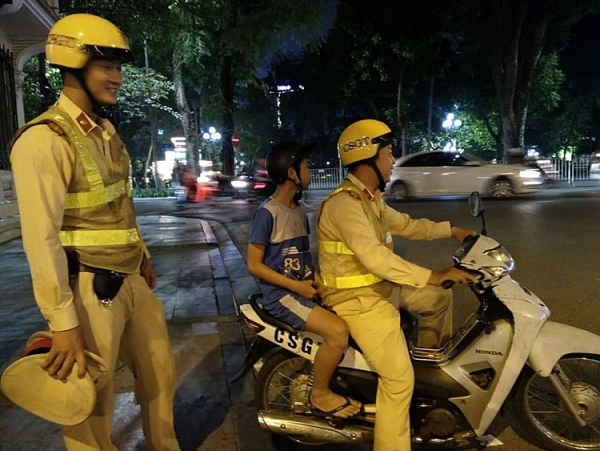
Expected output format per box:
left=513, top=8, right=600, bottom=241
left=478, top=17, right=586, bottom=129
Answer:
left=257, top=411, right=374, bottom=444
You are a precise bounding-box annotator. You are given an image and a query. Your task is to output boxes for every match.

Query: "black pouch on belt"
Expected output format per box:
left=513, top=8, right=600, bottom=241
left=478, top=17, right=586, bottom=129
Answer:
left=92, top=269, right=126, bottom=301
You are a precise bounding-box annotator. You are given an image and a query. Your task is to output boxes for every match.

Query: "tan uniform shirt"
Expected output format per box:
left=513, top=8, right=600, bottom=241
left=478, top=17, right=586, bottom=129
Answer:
left=318, top=174, right=452, bottom=303
left=10, top=94, right=137, bottom=332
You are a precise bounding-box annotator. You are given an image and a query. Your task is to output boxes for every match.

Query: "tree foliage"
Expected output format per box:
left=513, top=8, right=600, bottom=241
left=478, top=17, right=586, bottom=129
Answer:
left=24, top=0, right=600, bottom=176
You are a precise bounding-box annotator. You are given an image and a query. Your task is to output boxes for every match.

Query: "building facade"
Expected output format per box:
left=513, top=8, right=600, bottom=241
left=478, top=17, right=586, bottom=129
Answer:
left=0, top=0, right=59, bottom=169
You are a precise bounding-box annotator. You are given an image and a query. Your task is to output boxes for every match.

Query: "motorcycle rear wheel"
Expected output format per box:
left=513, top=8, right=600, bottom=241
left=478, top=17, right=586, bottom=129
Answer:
left=255, top=351, right=326, bottom=445
left=514, top=354, right=600, bottom=451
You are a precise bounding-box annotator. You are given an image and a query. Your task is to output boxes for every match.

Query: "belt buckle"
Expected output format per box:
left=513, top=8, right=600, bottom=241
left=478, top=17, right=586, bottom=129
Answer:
left=99, top=298, right=113, bottom=307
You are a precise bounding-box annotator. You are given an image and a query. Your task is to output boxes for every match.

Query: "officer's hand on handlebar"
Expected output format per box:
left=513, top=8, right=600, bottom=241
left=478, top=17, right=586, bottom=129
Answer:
left=451, top=225, right=477, bottom=245
left=428, top=267, right=478, bottom=289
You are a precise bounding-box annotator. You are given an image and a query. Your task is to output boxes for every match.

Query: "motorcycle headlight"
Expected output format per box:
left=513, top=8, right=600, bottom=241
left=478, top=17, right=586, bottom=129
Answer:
left=482, top=247, right=515, bottom=277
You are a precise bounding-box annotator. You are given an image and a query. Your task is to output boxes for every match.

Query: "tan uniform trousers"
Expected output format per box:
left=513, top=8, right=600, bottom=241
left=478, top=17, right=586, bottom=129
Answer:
left=64, top=271, right=179, bottom=451
left=332, top=284, right=452, bottom=451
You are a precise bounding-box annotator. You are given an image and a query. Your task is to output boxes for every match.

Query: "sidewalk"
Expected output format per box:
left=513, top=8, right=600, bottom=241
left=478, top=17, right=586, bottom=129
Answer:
left=0, top=216, right=273, bottom=451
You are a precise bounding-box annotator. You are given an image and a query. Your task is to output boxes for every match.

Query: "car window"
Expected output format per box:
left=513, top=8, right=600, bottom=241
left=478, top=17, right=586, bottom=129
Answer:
left=452, top=154, right=471, bottom=166
left=437, top=153, right=459, bottom=166
left=401, top=153, right=444, bottom=167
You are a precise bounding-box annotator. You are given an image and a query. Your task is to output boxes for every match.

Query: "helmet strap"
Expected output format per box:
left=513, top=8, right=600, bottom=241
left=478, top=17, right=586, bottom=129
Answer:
left=366, top=157, right=386, bottom=192
left=289, top=166, right=304, bottom=205
left=73, top=69, right=113, bottom=119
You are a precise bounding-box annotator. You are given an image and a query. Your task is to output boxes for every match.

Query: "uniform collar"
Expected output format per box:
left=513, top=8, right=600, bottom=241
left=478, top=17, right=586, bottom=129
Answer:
left=56, top=93, right=116, bottom=139
left=346, top=173, right=377, bottom=202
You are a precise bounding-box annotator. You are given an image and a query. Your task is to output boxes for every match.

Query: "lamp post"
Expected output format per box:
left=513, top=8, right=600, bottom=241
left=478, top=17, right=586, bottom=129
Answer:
left=201, top=127, right=221, bottom=164
left=442, top=113, right=462, bottom=152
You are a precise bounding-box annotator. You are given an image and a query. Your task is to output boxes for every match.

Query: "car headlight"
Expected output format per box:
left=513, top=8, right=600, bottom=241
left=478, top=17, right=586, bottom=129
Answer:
left=519, top=169, right=542, bottom=179
left=482, top=247, right=515, bottom=277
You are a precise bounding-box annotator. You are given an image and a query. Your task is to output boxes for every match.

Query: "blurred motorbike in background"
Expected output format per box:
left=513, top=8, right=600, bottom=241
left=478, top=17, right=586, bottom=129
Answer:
left=232, top=172, right=276, bottom=202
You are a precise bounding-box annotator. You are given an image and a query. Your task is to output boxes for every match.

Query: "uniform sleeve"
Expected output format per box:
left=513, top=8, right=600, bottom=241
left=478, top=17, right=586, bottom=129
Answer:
left=387, top=205, right=452, bottom=240
left=10, top=126, right=79, bottom=331
left=249, top=207, right=273, bottom=247
left=320, top=193, right=433, bottom=288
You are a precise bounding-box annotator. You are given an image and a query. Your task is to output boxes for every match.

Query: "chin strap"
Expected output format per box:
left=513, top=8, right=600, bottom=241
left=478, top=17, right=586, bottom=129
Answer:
left=288, top=166, right=305, bottom=205
left=293, top=189, right=303, bottom=205
left=367, top=159, right=386, bottom=193
left=73, top=70, right=113, bottom=120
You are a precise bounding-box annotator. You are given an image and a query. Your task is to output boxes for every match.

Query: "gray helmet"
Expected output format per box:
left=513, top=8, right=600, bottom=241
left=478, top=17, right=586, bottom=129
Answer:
left=266, top=141, right=314, bottom=185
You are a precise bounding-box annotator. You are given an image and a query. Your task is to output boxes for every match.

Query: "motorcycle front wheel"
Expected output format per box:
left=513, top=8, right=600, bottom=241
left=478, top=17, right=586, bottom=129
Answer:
left=514, top=354, right=600, bottom=451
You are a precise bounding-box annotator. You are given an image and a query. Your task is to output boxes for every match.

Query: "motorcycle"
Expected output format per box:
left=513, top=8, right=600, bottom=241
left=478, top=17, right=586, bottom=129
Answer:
left=238, top=191, right=600, bottom=450
left=231, top=174, right=277, bottom=202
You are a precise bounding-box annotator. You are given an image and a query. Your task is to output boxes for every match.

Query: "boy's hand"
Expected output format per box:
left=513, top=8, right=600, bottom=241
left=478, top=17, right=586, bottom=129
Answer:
left=295, top=279, right=318, bottom=300
left=312, top=279, right=327, bottom=299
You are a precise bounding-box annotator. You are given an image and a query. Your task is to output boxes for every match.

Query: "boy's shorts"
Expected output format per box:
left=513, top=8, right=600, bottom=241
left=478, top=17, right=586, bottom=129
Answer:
left=266, top=294, right=317, bottom=330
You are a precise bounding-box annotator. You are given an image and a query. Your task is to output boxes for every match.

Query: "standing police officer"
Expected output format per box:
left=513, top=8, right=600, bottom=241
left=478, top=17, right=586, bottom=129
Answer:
left=317, top=119, right=476, bottom=451
left=9, top=14, right=180, bottom=450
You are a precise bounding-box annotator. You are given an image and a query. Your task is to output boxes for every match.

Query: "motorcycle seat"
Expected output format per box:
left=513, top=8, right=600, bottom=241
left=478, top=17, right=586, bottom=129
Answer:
left=247, top=293, right=296, bottom=334
left=246, top=293, right=417, bottom=349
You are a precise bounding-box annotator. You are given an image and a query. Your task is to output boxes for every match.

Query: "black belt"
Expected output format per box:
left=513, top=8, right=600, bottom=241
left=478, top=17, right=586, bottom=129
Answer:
left=67, top=252, right=126, bottom=304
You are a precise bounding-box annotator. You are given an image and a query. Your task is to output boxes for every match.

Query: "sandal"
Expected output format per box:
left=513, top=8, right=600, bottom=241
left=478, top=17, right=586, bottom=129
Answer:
left=309, top=395, right=363, bottom=419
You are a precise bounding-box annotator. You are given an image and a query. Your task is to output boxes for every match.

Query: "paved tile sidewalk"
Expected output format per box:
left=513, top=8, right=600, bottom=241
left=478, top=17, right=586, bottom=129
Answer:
left=0, top=215, right=272, bottom=451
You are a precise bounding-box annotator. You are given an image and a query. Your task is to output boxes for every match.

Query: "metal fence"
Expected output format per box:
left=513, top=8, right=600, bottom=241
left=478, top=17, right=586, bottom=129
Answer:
left=0, top=170, right=14, bottom=200
left=309, top=167, right=344, bottom=189
left=545, top=156, right=592, bottom=182
left=0, top=45, right=17, bottom=170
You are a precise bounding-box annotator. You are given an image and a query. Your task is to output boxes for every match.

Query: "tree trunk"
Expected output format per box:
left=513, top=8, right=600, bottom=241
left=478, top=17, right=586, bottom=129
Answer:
left=483, top=0, right=551, bottom=162
left=142, top=109, right=160, bottom=190
left=220, top=55, right=235, bottom=176
left=173, top=55, right=198, bottom=174
left=427, top=77, right=434, bottom=151
left=396, top=61, right=408, bottom=156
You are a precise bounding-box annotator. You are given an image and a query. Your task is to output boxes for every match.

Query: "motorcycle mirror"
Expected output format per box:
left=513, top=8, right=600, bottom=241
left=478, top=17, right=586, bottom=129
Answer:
left=468, top=192, right=483, bottom=218
left=468, top=192, right=487, bottom=236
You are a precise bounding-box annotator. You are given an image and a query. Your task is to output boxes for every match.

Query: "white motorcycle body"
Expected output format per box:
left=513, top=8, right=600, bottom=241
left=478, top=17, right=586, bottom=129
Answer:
left=240, top=234, right=600, bottom=449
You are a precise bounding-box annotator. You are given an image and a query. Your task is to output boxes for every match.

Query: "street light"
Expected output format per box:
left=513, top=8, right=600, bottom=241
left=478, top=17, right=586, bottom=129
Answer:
left=201, top=127, right=221, bottom=163
left=442, top=113, right=462, bottom=152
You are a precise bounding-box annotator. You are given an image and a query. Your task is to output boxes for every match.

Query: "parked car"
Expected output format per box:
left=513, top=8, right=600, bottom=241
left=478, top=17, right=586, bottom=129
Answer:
left=384, top=151, right=544, bottom=200
left=590, top=151, right=600, bottom=181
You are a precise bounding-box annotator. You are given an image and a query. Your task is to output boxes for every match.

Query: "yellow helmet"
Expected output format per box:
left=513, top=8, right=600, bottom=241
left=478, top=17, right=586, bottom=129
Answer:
left=338, top=119, right=395, bottom=167
left=46, top=14, right=133, bottom=69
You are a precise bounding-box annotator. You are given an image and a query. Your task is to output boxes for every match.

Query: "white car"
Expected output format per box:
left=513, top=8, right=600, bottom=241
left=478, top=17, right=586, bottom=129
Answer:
left=385, top=151, right=543, bottom=200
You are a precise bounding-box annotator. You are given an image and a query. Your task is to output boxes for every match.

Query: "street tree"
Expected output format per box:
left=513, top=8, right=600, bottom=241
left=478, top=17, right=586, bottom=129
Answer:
left=161, top=0, right=328, bottom=176
left=318, top=0, right=457, bottom=156
left=460, top=0, right=600, bottom=161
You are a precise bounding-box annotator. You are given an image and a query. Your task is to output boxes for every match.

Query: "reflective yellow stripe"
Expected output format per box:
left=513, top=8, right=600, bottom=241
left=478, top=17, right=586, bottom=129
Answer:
left=319, top=182, right=386, bottom=290
left=51, top=115, right=105, bottom=194
left=322, top=273, right=382, bottom=289
left=319, top=241, right=355, bottom=255
left=59, top=228, right=140, bottom=247
left=65, top=180, right=127, bottom=209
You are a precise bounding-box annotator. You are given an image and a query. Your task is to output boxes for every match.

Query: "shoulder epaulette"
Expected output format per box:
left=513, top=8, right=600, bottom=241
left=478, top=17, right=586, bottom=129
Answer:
left=46, top=121, right=66, bottom=137
left=347, top=190, right=361, bottom=200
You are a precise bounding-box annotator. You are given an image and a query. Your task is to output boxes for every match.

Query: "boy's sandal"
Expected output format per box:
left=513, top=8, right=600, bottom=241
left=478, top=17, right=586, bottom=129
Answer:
left=309, top=395, right=363, bottom=419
